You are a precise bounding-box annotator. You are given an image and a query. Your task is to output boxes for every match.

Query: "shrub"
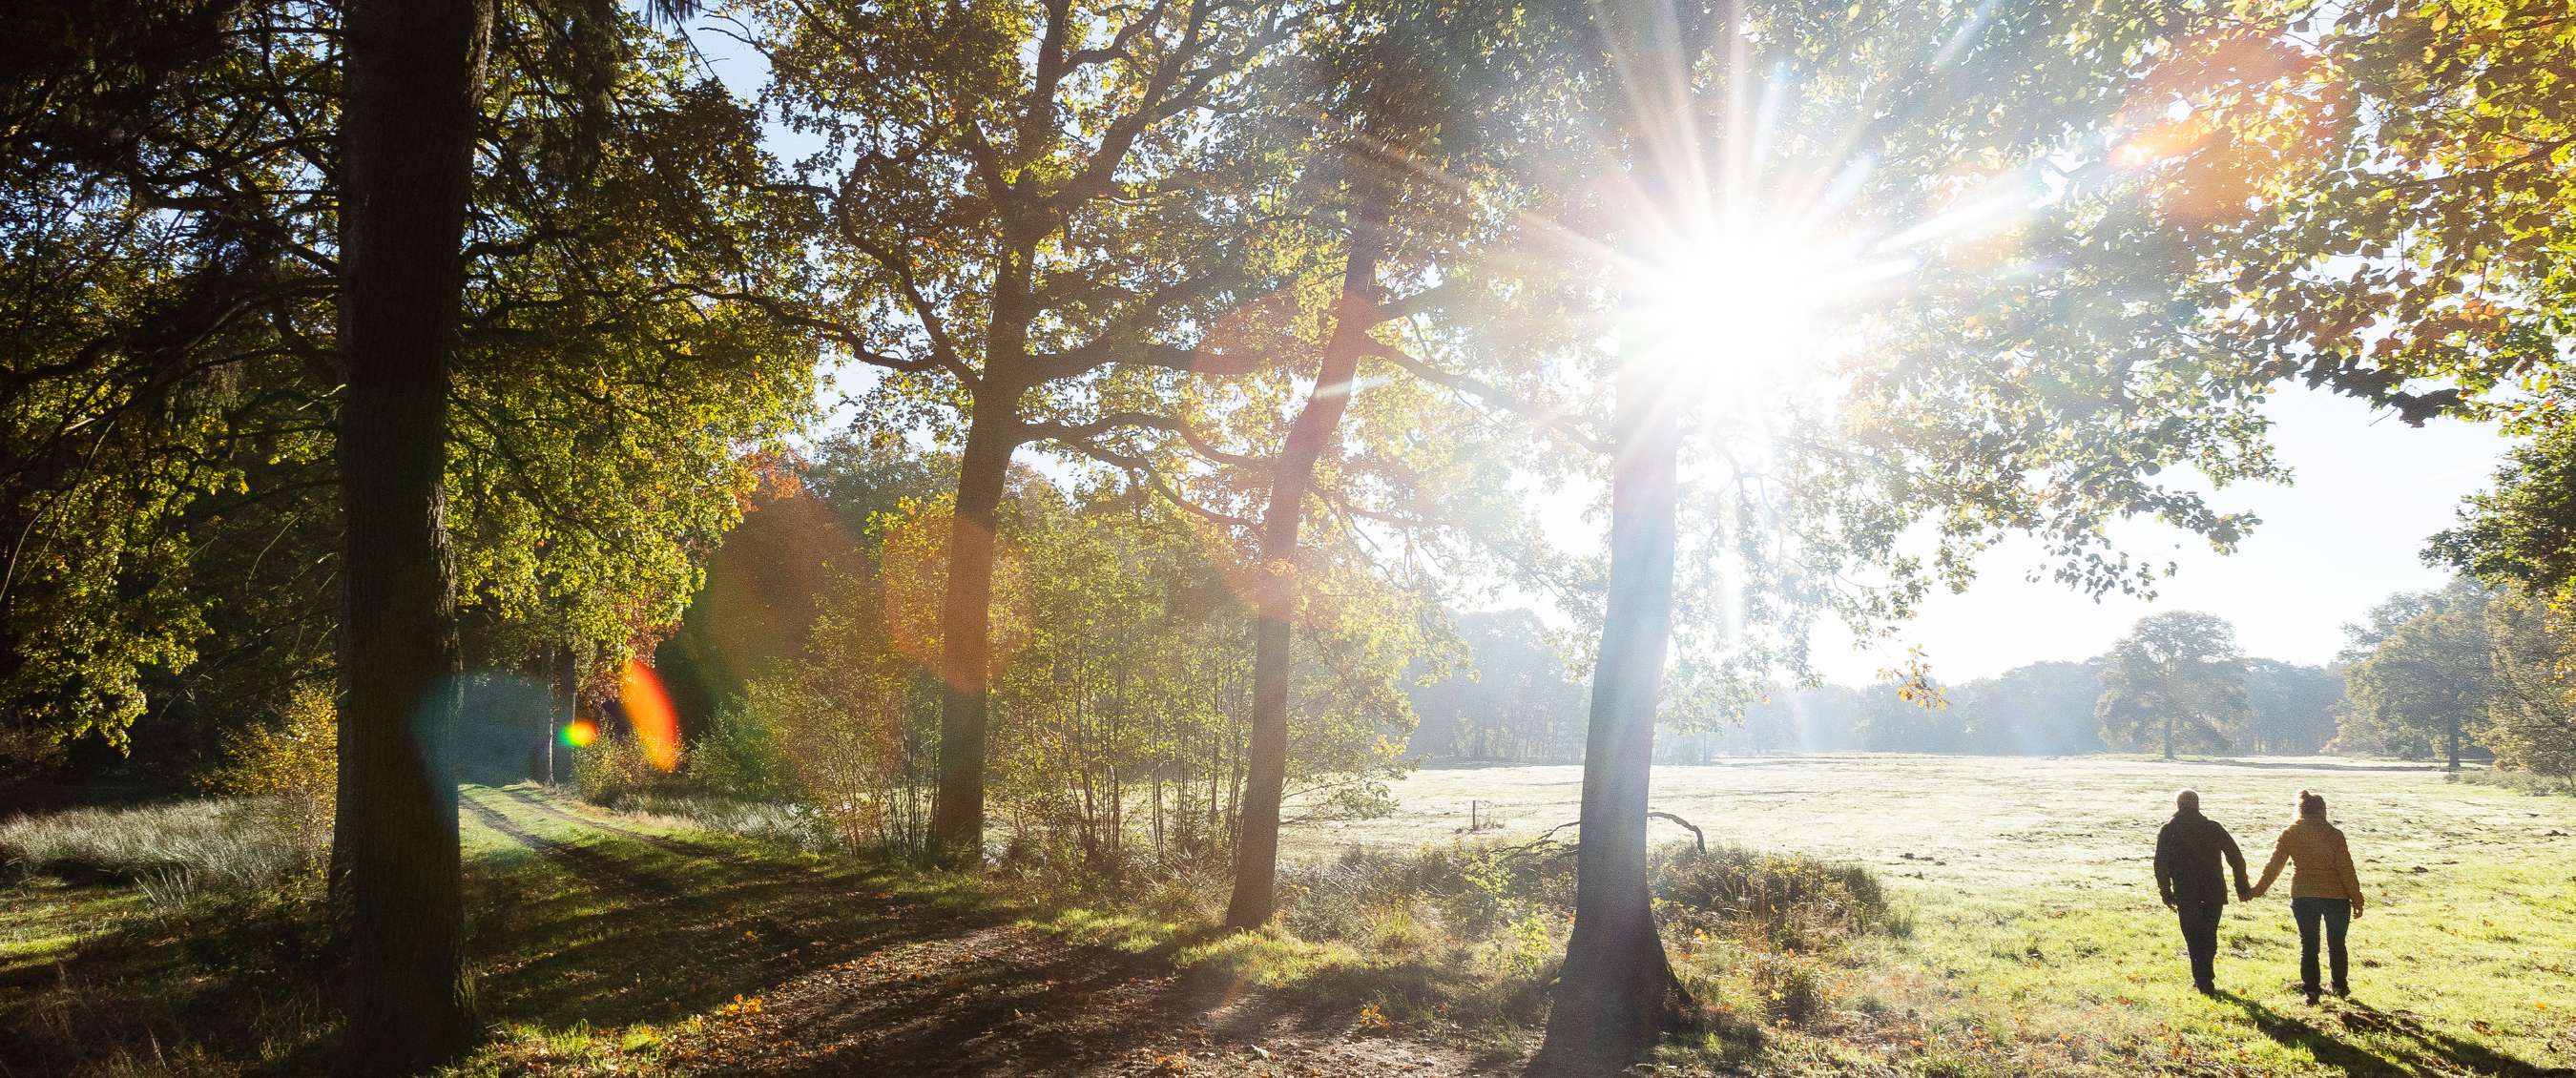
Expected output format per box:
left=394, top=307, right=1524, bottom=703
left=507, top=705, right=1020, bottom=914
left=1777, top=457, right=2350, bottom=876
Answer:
left=687, top=697, right=800, bottom=802
left=742, top=672, right=904, bottom=849
left=573, top=728, right=674, bottom=804
left=1273, top=840, right=1894, bottom=950
left=1652, top=843, right=1897, bottom=951
left=210, top=683, right=337, bottom=872
left=1748, top=950, right=1836, bottom=1026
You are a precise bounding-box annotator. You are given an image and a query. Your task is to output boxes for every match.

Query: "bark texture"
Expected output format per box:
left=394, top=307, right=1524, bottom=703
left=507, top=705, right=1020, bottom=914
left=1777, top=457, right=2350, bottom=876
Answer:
left=1530, top=356, right=1682, bottom=1075
left=332, top=0, right=489, bottom=1067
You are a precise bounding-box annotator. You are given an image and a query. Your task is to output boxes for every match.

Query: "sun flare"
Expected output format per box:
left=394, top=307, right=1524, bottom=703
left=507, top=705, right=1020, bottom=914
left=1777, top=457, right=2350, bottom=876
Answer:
left=1620, top=216, right=1888, bottom=407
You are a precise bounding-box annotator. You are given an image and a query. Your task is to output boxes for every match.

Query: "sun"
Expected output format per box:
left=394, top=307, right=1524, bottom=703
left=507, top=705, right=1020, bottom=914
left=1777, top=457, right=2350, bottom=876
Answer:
left=1619, top=215, right=1880, bottom=408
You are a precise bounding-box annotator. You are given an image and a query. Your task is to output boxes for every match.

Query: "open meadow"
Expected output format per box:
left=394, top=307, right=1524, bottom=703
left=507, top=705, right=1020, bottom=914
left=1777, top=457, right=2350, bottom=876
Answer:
left=1287, top=755, right=2576, bottom=1074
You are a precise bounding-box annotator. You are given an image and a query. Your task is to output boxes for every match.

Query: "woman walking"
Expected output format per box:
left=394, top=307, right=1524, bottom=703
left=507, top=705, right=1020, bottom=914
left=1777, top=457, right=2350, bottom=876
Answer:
left=2249, top=790, right=2366, bottom=1004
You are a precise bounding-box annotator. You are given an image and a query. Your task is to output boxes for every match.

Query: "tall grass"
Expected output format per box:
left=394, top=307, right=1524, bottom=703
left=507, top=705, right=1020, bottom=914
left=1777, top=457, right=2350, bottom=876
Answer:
left=607, top=792, right=845, bottom=853
left=1, top=800, right=301, bottom=902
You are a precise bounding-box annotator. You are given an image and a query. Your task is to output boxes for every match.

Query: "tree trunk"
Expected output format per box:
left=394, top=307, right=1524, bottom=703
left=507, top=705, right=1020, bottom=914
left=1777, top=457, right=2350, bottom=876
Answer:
left=2164, top=713, right=2176, bottom=760
left=2446, top=712, right=2461, bottom=772
left=547, top=641, right=579, bottom=785
left=331, top=0, right=489, bottom=1067
left=928, top=395, right=1022, bottom=861
left=1224, top=192, right=1387, bottom=931
left=1531, top=352, right=1683, bottom=1075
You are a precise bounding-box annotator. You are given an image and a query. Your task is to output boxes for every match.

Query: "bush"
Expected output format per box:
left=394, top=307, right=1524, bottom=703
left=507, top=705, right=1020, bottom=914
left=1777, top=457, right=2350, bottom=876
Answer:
left=1748, top=950, right=1836, bottom=1025
left=1272, top=840, right=1893, bottom=958
left=1652, top=842, right=1898, bottom=950
left=739, top=668, right=918, bottom=851
left=210, top=683, right=337, bottom=872
left=687, top=697, right=800, bottom=802
left=574, top=728, right=675, bottom=804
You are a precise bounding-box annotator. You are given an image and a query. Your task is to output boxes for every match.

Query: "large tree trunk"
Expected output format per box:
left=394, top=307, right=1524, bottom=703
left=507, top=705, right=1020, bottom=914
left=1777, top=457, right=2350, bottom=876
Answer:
left=2164, top=713, right=2176, bottom=760
left=331, top=0, right=490, bottom=1067
left=1224, top=191, right=1386, bottom=932
left=1531, top=354, right=1683, bottom=1075
left=927, top=392, right=1023, bottom=860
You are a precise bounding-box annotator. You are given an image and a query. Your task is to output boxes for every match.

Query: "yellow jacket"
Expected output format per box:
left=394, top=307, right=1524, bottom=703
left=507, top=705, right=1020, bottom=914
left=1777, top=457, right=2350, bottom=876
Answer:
left=2254, top=818, right=2364, bottom=905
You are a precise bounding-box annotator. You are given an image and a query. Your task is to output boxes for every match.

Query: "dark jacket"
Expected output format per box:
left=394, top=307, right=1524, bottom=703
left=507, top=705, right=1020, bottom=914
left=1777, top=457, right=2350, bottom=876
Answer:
left=2155, top=809, right=2250, bottom=906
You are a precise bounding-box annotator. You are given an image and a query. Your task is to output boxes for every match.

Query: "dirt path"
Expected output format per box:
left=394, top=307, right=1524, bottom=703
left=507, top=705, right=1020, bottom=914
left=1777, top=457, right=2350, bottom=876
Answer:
left=461, top=788, right=1488, bottom=1077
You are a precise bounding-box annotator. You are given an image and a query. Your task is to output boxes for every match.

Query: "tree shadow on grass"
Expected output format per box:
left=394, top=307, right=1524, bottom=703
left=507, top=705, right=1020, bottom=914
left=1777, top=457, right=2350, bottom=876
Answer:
left=722, top=939, right=1486, bottom=1077
left=0, top=879, right=337, bottom=1077
left=0, top=791, right=1008, bottom=1077
left=459, top=791, right=1006, bottom=1035
left=5, top=789, right=1478, bottom=1077
left=2225, top=993, right=2566, bottom=1077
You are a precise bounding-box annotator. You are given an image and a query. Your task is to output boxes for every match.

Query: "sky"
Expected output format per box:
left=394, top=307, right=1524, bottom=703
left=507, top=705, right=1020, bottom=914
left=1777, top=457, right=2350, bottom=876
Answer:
left=1810, top=390, right=2504, bottom=685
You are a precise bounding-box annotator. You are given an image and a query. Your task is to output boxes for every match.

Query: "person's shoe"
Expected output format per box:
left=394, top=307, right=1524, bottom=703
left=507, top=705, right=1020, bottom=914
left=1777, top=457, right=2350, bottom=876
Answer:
left=2304, top=988, right=2322, bottom=1005
left=2196, top=985, right=2220, bottom=998
left=2332, top=984, right=2350, bottom=999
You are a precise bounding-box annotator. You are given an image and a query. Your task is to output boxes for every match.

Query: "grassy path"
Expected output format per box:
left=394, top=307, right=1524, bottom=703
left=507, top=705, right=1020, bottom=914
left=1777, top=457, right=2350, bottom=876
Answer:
left=451, top=786, right=1475, bottom=1077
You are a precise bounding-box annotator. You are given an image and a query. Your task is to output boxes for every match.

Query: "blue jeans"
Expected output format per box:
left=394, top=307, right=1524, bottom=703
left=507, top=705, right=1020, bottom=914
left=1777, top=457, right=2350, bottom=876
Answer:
left=2291, top=897, right=2351, bottom=995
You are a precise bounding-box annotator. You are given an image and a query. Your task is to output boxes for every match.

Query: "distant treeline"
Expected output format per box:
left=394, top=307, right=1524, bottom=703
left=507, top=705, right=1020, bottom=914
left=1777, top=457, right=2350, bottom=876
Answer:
left=1411, top=580, right=2575, bottom=774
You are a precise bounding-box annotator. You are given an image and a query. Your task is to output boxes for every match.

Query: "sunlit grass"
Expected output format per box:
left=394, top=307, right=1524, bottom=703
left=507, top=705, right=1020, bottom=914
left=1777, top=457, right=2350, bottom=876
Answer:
left=1335, top=756, right=2576, bottom=1074
left=6, top=766, right=2570, bottom=1075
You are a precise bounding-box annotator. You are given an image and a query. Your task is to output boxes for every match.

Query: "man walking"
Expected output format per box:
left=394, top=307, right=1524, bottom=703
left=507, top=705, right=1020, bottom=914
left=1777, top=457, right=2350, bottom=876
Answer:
left=2154, top=788, right=2252, bottom=996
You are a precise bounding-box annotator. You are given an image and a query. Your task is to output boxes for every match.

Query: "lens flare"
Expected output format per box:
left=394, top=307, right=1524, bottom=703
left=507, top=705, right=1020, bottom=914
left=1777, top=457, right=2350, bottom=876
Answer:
left=620, top=661, right=682, bottom=773
left=561, top=717, right=600, bottom=748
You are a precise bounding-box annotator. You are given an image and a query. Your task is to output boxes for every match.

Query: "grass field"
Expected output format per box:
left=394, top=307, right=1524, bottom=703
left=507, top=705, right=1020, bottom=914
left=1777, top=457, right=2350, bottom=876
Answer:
left=5, top=756, right=2572, bottom=1076
left=1288, top=755, right=2576, bottom=1074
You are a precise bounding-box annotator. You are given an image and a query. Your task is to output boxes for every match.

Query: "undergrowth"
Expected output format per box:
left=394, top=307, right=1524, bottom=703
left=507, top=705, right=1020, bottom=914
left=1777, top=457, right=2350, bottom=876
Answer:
left=2455, top=767, right=2576, bottom=798
left=1019, top=836, right=1904, bottom=1060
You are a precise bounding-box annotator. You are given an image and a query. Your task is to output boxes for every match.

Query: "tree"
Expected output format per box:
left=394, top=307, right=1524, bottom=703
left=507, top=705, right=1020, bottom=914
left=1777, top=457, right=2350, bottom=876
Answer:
left=0, top=0, right=331, bottom=770
left=2434, top=425, right=2576, bottom=777
left=1496, top=0, right=2307, bottom=1062
left=753, top=0, right=1331, bottom=861
left=2337, top=589, right=2446, bottom=664
left=2, top=0, right=810, bottom=786
left=2483, top=589, right=2576, bottom=778
left=2339, top=585, right=2492, bottom=769
left=331, top=0, right=490, bottom=1062
left=337, top=0, right=796, bottom=1062
left=2435, top=421, right=2576, bottom=611
left=2097, top=612, right=2250, bottom=760
left=2241, top=659, right=2342, bottom=755
left=1955, top=661, right=2106, bottom=756
left=1222, top=0, right=1538, bottom=932
left=1512, top=0, right=2304, bottom=1060
left=1408, top=611, right=1588, bottom=763
left=2149, top=0, right=2576, bottom=428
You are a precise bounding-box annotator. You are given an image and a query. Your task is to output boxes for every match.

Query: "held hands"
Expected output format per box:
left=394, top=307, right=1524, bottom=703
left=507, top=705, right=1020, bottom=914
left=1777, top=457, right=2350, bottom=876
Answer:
left=2236, top=883, right=2253, bottom=902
